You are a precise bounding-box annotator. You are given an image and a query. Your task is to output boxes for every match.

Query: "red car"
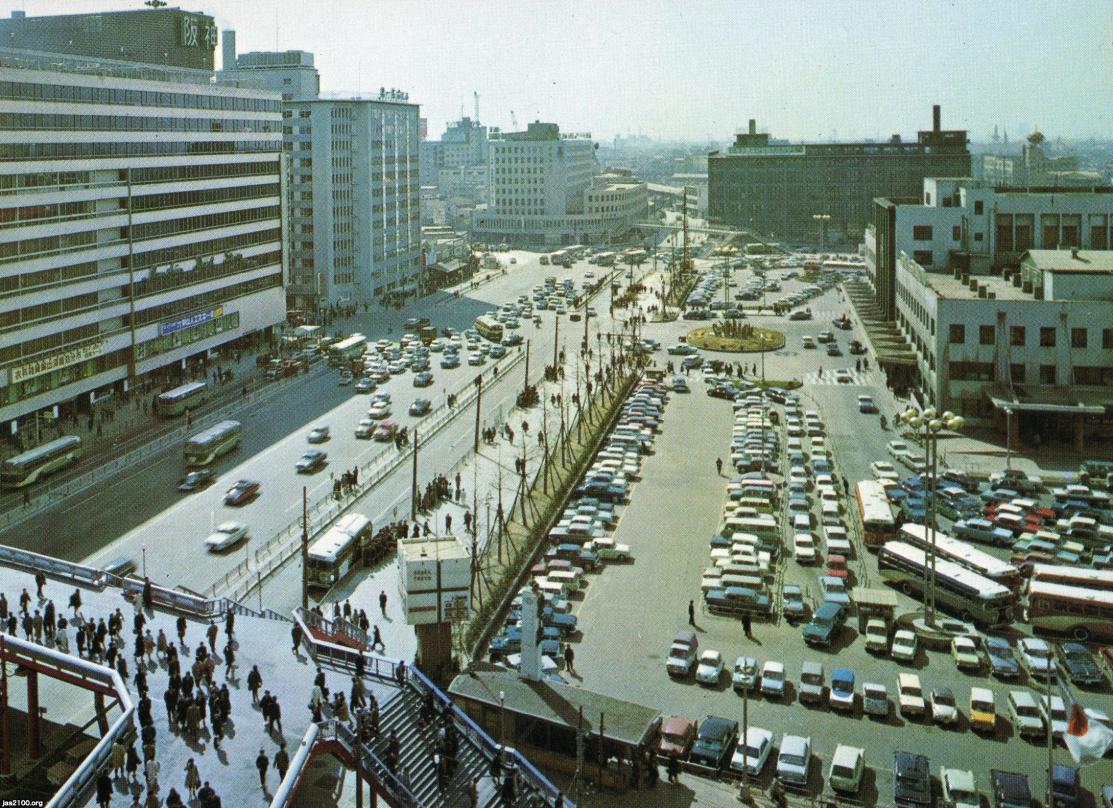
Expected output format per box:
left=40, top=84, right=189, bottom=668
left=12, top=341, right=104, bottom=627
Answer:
left=223, top=479, right=260, bottom=506
left=658, top=715, right=697, bottom=760
left=373, top=420, right=398, bottom=442
left=825, top=554, right=849, bottom=580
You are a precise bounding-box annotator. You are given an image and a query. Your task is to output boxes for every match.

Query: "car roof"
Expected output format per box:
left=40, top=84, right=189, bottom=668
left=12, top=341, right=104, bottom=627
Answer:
left=780, top=735, right=809, bottom=753
left=832, top=744, right=864, bottom=765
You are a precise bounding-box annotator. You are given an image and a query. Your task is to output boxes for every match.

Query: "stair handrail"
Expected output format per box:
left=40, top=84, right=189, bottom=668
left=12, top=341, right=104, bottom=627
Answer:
left=267, top=720, right=318, bottom=808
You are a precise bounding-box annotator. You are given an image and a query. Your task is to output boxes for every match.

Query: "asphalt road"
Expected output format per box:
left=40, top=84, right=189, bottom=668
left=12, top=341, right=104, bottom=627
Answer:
left=563, top=263, right=1113, bottom=805
left=9, top=249, right=647, bottom=596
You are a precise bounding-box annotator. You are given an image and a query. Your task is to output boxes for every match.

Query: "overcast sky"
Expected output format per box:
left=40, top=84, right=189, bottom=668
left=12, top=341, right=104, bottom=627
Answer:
left=11, top=0, right=1113, bottom=142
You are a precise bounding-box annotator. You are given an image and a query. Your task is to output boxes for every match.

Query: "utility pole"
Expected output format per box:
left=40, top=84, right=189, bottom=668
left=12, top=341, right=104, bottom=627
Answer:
left=473, top=375, right=482, bottom=453
left=411, top=427, right=419, bottom=522
left=522, top=339, right=530, bottom=401
left=301, top=486, right=308, bottom=609
left=553, top=316, right=559, bottom=369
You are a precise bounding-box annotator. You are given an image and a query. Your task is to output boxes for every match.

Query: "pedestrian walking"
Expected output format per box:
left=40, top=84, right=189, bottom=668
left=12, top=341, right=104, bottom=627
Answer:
left=688, top=599, right=695, bottom=626
left=563, top=644, right=575, bottom=674
left=206, top=620, right=218, bottom=652
left=185, top=758, right=201, bottom=799
left=291, top=623, right=302, bottom=654
left=126, top=744, right=141, bottom=781
left=145, top=756, right=160, bottom=795
left=742, top=613, right=752, bottom=638
left=274, top=743, right=290, bottom=781
left=715, top=457, right=723, bottom=475
left=247, top=664, right=262, bottom=703
left=111, top=739, right=127, bottom=778
left=96, top=772, right=112, bottom=808
left=379, top=589, right=387, bottom=616
left=34, top=570, right=46, bottom=598
left=176, top=615, right=187, bottom=647
left=255, top=749, right=269, bottom=788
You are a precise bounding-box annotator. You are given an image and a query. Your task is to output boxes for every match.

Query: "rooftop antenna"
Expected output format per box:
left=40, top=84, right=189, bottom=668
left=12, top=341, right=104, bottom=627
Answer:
left=144, top=0, right=168, bottom=7
left=474, top=90, right=479, bottom=122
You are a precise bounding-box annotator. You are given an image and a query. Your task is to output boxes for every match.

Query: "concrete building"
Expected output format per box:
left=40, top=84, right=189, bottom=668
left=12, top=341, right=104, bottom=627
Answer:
left=709, top=107, right=970, bottom=245
left=0, top=34, right=285, bottom=441
left=219, top=32, right=320, bottom=101
left=284, top=94, right=422, bottom=309
left=860, top=177, right=1113, bottom=442
left=470, top=122, right=647, bottom=247
left=981, top=130, right=1103, bottom=189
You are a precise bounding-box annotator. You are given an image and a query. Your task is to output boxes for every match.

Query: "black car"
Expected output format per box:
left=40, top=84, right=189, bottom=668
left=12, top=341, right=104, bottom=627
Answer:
left=409, top=398, right=432, bottom=417
left=179, top=468, right=214, bottom=492
left=688, top=716, right=738, bottom=769
left=893, top=751, right=931, bottom=807
left=826, top=343, right=842, bottom=356
left=990, top=770, right=1032, bottom=808
left=1057, top=642, right=1105, bottom=686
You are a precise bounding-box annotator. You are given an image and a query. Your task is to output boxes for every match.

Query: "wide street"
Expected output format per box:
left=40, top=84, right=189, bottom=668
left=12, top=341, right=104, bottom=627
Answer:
left=4, top=249, right=651, bottom=596
left=562, top=263, right=1113, bottom=804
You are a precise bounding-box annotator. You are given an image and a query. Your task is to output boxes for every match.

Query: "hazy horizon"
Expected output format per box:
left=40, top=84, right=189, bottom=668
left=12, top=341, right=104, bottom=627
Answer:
left=9, top=0, right=1112, bottom=143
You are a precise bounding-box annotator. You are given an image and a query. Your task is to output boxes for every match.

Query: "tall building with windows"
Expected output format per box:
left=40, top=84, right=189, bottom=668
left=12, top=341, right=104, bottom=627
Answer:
left=470, top=121, right=647, bottom=247
left=708, top=106, right=970, bottom=244
left=284, top=95, right=422, bottom=309
left=0, top=9, right=285, bottom=443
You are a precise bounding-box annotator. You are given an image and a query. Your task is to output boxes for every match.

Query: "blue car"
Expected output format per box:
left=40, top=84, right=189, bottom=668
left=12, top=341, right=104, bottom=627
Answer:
left=984, top=635, right=1020, bottom=679
left=440, top=355, right=460, bottom=369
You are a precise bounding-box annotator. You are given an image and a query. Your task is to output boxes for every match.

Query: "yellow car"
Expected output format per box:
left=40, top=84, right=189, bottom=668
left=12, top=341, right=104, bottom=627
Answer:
left=969, top=686, right=997, bottom=733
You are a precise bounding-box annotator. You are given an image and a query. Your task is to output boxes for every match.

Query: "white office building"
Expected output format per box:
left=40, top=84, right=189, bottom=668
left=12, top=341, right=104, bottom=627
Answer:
left=470, top=122, right=647, bottom=247
left=284, top=94, right=421, bottom=309
left=0, top=46, right=285, bottom=441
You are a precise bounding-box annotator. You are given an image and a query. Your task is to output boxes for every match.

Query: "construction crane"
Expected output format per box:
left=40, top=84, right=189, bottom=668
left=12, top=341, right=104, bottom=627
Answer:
left=473, top=91, right=480, bottom=123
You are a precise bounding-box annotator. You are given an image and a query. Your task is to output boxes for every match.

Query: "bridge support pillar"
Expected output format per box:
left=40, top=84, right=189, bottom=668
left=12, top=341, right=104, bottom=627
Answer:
left=26, top=669, right=40, bottom=759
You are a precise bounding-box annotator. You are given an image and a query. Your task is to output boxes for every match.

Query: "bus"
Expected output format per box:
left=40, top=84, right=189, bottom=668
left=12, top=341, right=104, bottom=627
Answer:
left=549, top=250, right=568, bottom=266
left=855, top=480, right=897, bottom=549
left=566, top=244, right=585, bottom=259
left=596, top=252, right=616, bottom=267
left=328, top=334, right=367, bottom=367
left=184, top=420, right=242, bottom=467
left=474, top=315, right=504, bottom=343
left=1, top=435, right=81, bottom=489
left=306, top=513, right=375, bottom=589
left=1026, top=580, right=1113, bottom=642
left=156, top=381, right=208, bottom=417
left=877, top=541, right=1015, bottom=625
left=1029, top=564, right=1113, bottom=592
left=899, top=523, right=1023, bottom=592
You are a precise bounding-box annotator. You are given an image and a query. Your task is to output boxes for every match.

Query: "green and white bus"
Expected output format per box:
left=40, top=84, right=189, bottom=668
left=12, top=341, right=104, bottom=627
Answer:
left=474, top=315, right=504, bottom=343
left=1, top=435, right=82, bottom=489
left=156, top=381, right=208, bottom=417
left=306, top=513, right=374, bottom=589
left=328, top=334, right=367, bottom=367
left=184, top=420, right=242, bottom=467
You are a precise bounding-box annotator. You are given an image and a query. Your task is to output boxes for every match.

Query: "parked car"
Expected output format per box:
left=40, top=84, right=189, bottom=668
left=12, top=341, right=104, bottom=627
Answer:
left=969, top=686, right=997, bottom=733
left=930, top=687, right=959, bottom=726
left=828, top=744, right=865, bottom=795
left=760, top=660, right=786, bottom=698
left=1057, top=642, right=1105, bottom=686
left=863, top=682, right=889, bottom=718
left=731, top=656, right=759, bottom=693
left=658, top=715, right=697, bottom=759
left=829, top=667, right=856, bottom=712
left=941, top=768, right=981, bottom=808
left=799, top=661, right=826, bottom=705
left=1007, top=690, right=1046, bottom=738
left=802, top=601, right=846, bottom=646
left=892, top=751, right=932, bottom=806
left=897, top=672, right=926, bottom=717
left=1019, top=637, right=1057, bottom=680
left=775, top=734, right=811, bottom=788
left=865, top=618, right=890, bottom=654
left=729, top=726, right=773, bottom=777
left=951, top=636, right=982, bottom=670
left=688, top=716, right=738, bottom=769
left=985, top=635, right=1021, bottom=679
left=695, top=650, right=725, bottom=685
left=891, top=629, right=918, bottom=662
left=990, top=770, right=1033, bottom=808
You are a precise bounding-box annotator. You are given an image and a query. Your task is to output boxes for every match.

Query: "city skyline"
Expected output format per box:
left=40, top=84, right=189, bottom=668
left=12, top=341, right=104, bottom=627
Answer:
left=8, top=0, right=1112, bottom=142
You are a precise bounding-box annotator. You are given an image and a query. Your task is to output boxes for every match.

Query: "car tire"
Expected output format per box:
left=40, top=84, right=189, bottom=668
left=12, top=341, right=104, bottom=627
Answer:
left=1073, top=626, right=1090, bottom=642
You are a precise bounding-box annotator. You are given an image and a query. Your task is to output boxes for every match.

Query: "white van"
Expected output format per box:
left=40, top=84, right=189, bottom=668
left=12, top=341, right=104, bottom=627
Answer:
left=534, top=577, right=568, bottom=600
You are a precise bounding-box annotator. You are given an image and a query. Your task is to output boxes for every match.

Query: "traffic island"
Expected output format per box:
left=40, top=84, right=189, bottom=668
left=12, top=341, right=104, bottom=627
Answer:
left=685, top=323, right=785, bottom=353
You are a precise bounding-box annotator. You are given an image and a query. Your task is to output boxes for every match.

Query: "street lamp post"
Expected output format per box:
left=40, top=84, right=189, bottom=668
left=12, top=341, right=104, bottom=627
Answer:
left=900, top=406, right=965, bottom=626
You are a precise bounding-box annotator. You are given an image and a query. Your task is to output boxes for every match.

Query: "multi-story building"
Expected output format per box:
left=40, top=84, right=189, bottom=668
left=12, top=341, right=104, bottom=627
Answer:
left=218, top=32, right=320, bottom=101
left=708, top=107, right=970, bottom=244
left=0, top=9, right=285, bottom=443
left=471, top=122, right=646, bottom=247
left=284, top=94, right=421, bottom=308
left=862, top=177, right=1113, bottom=444
left=980, top=130, right=1102, bottom=189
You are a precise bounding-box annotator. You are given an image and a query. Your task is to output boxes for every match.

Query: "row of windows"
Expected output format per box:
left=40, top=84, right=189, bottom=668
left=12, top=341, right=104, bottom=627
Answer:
left=0, top=140, right=280, bottom=162
left=132, top=274, right=280, bottom=328
left=126, top=205, right=280, bottom=241
left=0, top=113, right=278, bottom=134
left=0, top=81, right=281, bottom=113
left=948, top=323, right=1113, bottom=349
left=948, top=361, right=1113, bottom=387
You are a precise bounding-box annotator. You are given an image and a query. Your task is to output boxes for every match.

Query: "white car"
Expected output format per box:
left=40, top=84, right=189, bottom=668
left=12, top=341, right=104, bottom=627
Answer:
left=951, top=636, right=982, bottom=670
left=695, top=650, right=724, bottom=685
left=823, top=524, right=852, bottom=555
left=1019, top=637, right=1056, bottom=680
left=930, top=687, right=959, bottom=726
left=1035, top=692, right=1068, bottom=737
left=354, top=419, right=375, bottom=439
left=941, top=768, right=980, bottom=808
left=886, top=440, right=911, bottom=461
left=897, top=672, right=926, bottom=717
left=204, top=521, right=248, bottom=552
left=775, top=734, right=811, bottom=788
left=871, top=461, right=900, bottom=481
left=729, top=726, right=773, bottom=776
left=368, top=401, right=392, bottom=420
left=793, top=532, right=817, bottom=563
left=731, top=656, right=759, bottom=692
left=891, top=629, right=918, bottom=662
left=760, top=660, right=786, bottom=698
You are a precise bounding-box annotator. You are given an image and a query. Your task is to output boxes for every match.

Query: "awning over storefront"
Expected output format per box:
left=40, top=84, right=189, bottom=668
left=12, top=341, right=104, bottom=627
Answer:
left=989, top=390, right=1107, bottom=416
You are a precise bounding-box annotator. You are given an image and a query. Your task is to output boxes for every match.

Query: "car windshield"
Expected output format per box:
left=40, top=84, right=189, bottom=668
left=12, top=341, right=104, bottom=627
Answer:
left=780, top=752, right=805, bottom=766
left=664, top=731, right=686, bottom=745
left=744, top=739, right=764, bottom=756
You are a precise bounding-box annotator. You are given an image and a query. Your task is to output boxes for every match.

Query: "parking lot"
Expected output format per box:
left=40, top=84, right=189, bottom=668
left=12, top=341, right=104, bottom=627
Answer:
left=553, top=260, right=1113, bottom=805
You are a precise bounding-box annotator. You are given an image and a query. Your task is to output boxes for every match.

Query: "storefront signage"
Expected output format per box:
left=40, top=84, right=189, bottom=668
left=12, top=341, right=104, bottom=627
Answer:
left=160, top=306, right=223, bottom=337
left=10, top=340, right=105, bottom=383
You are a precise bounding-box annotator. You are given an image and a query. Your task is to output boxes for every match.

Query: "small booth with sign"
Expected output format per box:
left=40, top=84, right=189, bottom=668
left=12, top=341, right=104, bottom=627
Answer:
left=397, top=536, right=472, bottom=682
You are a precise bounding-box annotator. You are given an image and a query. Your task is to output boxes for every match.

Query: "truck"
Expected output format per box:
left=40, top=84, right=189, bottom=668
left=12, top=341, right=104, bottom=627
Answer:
left=419, top=326, right=437, bottom=346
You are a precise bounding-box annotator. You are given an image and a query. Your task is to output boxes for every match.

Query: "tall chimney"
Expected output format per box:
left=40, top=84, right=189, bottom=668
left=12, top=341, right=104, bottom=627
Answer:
left=748, top=119, right=756, bottom=136
left=933, top=104, right=941, bottom=134
left=222, top=30, right=236, bottom=71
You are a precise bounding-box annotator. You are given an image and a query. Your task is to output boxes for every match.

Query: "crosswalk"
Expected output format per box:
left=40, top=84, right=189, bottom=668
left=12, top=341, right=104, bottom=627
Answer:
left=802, top=368, right=873, bottom=386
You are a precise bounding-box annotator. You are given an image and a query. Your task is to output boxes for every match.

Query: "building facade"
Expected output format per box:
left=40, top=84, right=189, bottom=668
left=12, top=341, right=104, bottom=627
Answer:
left=284, top=95, right=421, bottom=309
left=219, top=34, right=320, bottom=101
left=709, top=108, right=970, bottom=245
left=0, top=46, right=285, bottom=442
left=470, top=122, right=646, bottom=247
